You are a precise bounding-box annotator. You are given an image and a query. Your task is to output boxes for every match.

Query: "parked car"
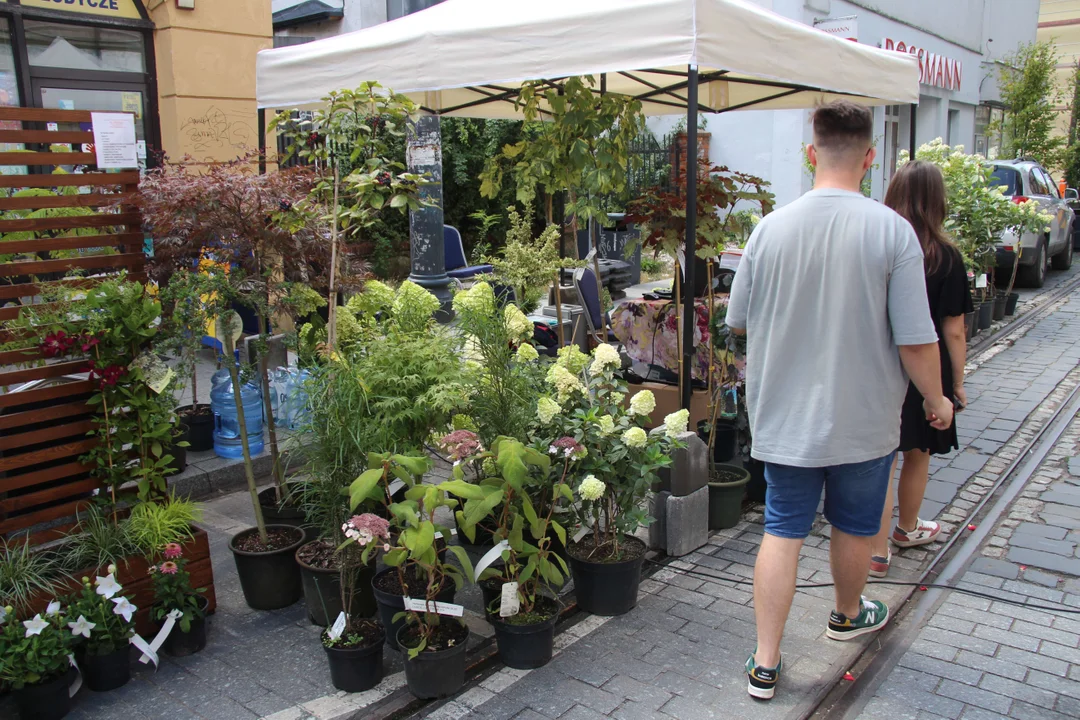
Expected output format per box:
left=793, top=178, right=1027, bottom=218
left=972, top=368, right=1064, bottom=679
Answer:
left=1066, top=187, right=1080, bottom=250
left=990, top=159, right=1074, bottom=289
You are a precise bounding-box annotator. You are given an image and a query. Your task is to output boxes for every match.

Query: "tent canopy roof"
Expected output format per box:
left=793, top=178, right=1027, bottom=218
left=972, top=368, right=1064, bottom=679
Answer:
left=256, top=0, right=920, bottom=117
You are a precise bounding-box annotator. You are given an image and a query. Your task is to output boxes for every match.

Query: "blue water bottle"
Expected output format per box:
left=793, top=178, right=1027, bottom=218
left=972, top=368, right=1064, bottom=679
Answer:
left=210, top=368, right=265, bottom=459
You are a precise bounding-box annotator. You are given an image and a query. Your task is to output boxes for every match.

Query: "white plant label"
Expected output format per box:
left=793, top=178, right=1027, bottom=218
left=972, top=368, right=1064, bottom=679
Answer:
left=387, top=479, right=406, bottom=496
left=573, top=524, right=591, bottom=543
left=328, top=611, right=347, bottom=641
left=138, top=609, right=182, bottom=666
left=433, top=529, right=457, bottom=540
left=500, top=582, right=520, bottom=617
left=67, top=655, right=82, bottom=697
left=130, top=633, right=158, bottom=669
left=975, top=273, right=988, bottom=289
left=474, top=539, right=510, bottom=577
left=402, top=597, right=464, bottom=617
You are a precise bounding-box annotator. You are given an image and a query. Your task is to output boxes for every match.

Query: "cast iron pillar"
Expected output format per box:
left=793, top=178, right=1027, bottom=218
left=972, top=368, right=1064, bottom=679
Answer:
left=407, top=114, right=454, bottom=322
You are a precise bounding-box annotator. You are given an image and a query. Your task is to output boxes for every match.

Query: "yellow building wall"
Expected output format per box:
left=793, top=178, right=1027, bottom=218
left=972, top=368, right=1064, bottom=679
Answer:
left=148, top=1, right=271, bottom=163
left=1039, top=0, right=1080, bottom=138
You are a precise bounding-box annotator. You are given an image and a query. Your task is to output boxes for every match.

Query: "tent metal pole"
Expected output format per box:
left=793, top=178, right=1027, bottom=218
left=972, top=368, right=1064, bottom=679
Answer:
left=258, top=108, right=266, bottom=175
left=681, top=65, right=698, bottom=412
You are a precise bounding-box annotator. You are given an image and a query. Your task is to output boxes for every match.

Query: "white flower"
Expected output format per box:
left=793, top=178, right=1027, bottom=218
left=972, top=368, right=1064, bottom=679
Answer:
left=590, top=343, right=621, bottom=374
left=596, top=415, right=615, bottom=435
left=107, top=564, right=117, bottom=575
left=547, top=364, right=585, bottom=402
left=46, top=600, right=61, bottom=616
left=0, top=606, right=8, bottom=624
left=504, top=304, right=533, bottom=341
left=111, top=597, right=137, bottom=623
left=95, top=573, right=122, bottom=600
left=23, top=614, right=48, bottom=638
left=68, top=615, right=96, bottom=639
left=578, top=475, right=607, bottom=502
left=515, top=343, right=539, bottom=363
left=537, top=397, right=561, bottom=425
left=629, top=390, right=656, bottom=417
left=664, top=409, right=690, bottom=438
left=622, top=426, right=648, bottom=448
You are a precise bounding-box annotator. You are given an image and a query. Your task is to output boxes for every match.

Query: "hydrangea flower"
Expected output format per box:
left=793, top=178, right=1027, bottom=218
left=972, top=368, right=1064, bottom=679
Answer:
left=622, top=426, right=648, bottom=448
left=453, top=281, right=496, bottom=317
left=343, top=513, right=391, bottom=546
left=664, top=409, right=690, bottom=438
left=537, top=397, right=560, bottom=425
left=392, top=280, right=441, bottom=329
left=596, top=414, right=615, bottom=435
left=590, top=344, right=621, bottom=374
left=549, top=436, right=587, bottom=460
left=439, top=429, right=482, bottom=462
left=578, top=475, right=606, bottom=501
left=515, top=342, right=539, bottom=363
left=629, top=390, right=656, bottom=417
left=68, top=615, right=95, bottom=639
left=547, top=364, right=585, bottom=402
left=556, top=345, right=590, bottom=375
left=22, top=614, right=48, bottom=638
left=504, top=304, right=533, bottom=341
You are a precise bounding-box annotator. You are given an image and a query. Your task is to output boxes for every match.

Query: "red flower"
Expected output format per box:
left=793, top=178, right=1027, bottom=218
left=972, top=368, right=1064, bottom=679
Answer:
left=98, top=365, right=125, bottom=388
left=40, top=331, right=68, bottom=358
left=80, top=334, right=100, bottom=352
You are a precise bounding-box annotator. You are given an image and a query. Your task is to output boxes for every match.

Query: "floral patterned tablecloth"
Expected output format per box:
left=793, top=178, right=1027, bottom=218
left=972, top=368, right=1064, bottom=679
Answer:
left=611, top=297, right=746, bottom=384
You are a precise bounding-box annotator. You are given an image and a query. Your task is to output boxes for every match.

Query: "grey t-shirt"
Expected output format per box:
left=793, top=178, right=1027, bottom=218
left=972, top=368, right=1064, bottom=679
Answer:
left=726, top=188, right=938, bottom=468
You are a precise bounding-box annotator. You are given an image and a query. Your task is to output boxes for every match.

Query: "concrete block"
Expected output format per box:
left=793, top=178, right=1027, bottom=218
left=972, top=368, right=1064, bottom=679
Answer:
left=665, top=485, right=708, bottom=557
left=668, top=431, right=708, bottom=497
left=649, top=491, right=670, bottom=552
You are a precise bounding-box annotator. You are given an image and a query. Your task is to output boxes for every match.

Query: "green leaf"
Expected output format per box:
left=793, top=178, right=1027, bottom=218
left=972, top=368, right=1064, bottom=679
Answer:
left=551, top=520, right=567, bottom=547
left=413, top=522, right=435, bottom=558
left=348, top=468, right=385, bottom=510
left=393, top=454, right=431, bottom=477
left=438, top=479, right=487, bottom=501
left=446, top=545, right=476, bottom=583
left=390, top=194, right=408, bottom=208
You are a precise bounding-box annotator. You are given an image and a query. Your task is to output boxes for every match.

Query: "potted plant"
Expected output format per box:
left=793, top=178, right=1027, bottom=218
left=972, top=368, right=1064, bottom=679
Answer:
left=66, top=567, right=136, bottom=692
left=447, top=433, right=572, bottom=669
left=0, top=603, right=74, bottom=720
left=533, top=344, right=681, bottom=615
left=321, top=512, right=390, bottom=692
left=149, top=543, right=207, bottom=657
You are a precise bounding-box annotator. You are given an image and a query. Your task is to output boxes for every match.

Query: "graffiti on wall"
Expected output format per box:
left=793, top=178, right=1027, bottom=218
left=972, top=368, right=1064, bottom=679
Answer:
left=180, top=106, right=256, bottom=154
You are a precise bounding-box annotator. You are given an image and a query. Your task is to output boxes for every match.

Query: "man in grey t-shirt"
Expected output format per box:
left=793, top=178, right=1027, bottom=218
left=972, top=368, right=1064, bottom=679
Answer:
left=727, top=101, right=954, bottom=701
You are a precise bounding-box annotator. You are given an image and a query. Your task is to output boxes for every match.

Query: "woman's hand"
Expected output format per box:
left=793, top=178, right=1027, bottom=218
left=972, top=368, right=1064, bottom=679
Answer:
left=953, top=383, right=967, bottom=411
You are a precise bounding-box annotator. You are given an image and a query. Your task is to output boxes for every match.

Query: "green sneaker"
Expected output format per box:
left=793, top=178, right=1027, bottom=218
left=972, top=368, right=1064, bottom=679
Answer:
left=827, top=597, right=890, bottom=641
left=746, top=652, right=782, bottom=700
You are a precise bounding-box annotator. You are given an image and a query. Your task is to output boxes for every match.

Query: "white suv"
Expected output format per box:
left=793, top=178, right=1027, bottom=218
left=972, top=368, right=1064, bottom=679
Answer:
left=990, top=160, right=1074, bottom=289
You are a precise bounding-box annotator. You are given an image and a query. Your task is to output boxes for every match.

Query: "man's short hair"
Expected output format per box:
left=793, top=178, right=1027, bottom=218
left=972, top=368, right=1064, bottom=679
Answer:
left=811, top=100, right=873, bottom=156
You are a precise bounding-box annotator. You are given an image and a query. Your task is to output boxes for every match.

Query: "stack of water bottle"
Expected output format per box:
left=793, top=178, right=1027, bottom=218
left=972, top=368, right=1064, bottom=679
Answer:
left=209, top=366, right=311, bottom=459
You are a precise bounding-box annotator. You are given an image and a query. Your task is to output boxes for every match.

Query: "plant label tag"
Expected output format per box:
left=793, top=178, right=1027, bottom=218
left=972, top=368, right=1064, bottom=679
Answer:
left=402, top=597, right=465, bottom=617
left=328, top=611, right=347, bottom=641
left=433, top=529, right=457, bottom=540
left=67, top=655, right=82, bottom=697
left=474, top=539, right=510, bottom=577
left=975, top=274, right=988, bottom=289
left=500, top=582, right=520, bottom=617
left=573, top=524, right=590, bottom=543
left=130, top=350, right=175, bottom=394
left=388, top=479, right=406, bottom=496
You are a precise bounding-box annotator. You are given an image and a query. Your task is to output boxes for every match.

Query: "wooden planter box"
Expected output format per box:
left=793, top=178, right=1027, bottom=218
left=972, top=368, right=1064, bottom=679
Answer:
left=26, top=525, right=216, bottom=636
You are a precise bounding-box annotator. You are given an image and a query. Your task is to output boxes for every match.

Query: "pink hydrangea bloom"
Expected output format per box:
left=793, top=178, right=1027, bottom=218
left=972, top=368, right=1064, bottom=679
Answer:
left=438, top=430, right=482, bottom=461
left=343, top=513, right=391, bottom=545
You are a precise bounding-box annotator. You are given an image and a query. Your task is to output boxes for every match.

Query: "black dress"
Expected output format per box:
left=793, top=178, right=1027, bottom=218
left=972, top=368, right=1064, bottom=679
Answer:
left=898, top=245, right=973, bottom=455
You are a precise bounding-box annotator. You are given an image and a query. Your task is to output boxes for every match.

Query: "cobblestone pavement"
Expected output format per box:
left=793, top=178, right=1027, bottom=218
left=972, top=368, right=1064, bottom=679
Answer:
left=30, top=267, right=1080, bottom=720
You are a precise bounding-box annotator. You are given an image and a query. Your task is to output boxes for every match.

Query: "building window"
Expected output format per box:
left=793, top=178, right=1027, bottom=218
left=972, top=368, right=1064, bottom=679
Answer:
left=974, top=105, right=990, bottom=156
left=274, top=36, right=317, bottom=48
left=25, top=20, right=145, bottom=73
left=0, top=19, right=19, bottom=107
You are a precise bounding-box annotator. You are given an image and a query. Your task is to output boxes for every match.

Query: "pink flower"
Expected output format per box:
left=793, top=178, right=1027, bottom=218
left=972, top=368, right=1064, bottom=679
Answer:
left=159, top=562, right=179, bottom=575
left=438, top=430, right=481, bottom=461
left=549, top=436, right=587, bottom=460
left=162, top=543, right=183, bottom=560
left=343, top=513, right=390, bottom=545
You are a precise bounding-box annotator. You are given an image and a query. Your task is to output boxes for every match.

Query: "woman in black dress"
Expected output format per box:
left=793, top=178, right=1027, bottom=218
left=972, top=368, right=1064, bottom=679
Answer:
left=870, top=160, right=973, bottom=577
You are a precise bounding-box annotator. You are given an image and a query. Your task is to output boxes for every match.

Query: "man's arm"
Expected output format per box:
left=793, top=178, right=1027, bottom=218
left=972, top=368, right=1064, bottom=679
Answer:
left=898, top=343, right=953, bottom=430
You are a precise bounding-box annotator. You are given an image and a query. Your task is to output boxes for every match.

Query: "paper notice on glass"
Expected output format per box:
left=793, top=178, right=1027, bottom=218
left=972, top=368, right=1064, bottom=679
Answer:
left=90, top=112, right=138, bottom=169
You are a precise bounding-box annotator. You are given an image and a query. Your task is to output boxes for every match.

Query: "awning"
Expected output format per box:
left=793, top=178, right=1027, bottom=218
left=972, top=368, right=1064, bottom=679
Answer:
left=256, top=0, right=920, bottom=116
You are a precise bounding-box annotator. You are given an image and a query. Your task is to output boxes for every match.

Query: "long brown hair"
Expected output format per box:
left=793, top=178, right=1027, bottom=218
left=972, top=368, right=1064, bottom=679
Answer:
left=884, top=160, right=953, bottom=274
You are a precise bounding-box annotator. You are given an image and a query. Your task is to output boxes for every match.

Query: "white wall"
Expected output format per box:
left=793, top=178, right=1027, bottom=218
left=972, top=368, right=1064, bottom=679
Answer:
left=274, top=0, right=386, bottom=41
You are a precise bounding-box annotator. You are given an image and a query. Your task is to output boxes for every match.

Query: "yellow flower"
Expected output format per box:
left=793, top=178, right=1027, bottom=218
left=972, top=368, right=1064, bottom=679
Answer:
left=453, top=281, right=496, bottom=317
left=556, top=345, right=590, bottom=375
left=629, top=390, right=656, bottom=417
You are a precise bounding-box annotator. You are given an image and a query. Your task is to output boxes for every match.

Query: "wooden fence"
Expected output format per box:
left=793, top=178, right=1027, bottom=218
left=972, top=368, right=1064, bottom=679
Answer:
left=0, top=106, right=144, bottom=544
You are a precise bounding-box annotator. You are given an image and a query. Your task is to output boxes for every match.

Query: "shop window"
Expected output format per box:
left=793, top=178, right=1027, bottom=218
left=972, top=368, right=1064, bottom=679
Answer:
left=25, top=20, right=145, bottom=73
left=0, top=19, right=19, bottom=107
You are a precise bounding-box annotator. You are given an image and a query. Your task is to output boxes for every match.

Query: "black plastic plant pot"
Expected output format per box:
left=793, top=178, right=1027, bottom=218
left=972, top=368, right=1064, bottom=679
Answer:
left=167, top=433, right=188, bottom=474
left=490, top=601, right=560, bottom=669
left=230, top=525, right=305, bottom=610
left=568, top=537, right=645, bottom=617
left=177, top=403, right=214, bottom=452
left=480, top=577, right=502, bottom=623
left=371, top=567, right=456, bottom=650
left=297, top=543, right=377, bottom=626
left=992, top=294, right=1007, bottom=322
left=1005, top=292, right=1020, bottom=316
left=697, top=419, right=737, bottom=464
left=977, top=300, right=993, bottom=330
left=708, top=465, right=751, bottom=530
left=397, top=621, right=469, bottom=699
left=81, top=646, right=131, bottom=692
left=258, top=486, right=307, bottom=530
left=324, top=629, right=385, bottom=693
left=965, top=311, right=976, bottom=341
left=746, top=458, right=767, bottom=503
left=13, top=669, right=72, bottom=720
left=159, top=595, right=210, bottom=658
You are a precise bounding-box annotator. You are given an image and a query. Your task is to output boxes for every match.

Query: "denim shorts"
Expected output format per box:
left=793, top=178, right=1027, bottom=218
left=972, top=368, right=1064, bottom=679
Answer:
left=763, top=453, right=895, bottom=539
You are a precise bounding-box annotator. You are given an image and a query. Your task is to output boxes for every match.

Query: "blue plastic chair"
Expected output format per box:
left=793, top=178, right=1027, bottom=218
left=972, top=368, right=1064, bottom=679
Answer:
left=574, top=263, right=618, bottom=346
left=444, top=225, right=493, bottom=280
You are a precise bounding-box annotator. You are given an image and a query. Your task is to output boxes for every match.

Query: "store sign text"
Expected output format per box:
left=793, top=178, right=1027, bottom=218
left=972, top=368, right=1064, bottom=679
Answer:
left=882, top=38, right=962, bottom=91
left=18, top=0, right=143, bottom=20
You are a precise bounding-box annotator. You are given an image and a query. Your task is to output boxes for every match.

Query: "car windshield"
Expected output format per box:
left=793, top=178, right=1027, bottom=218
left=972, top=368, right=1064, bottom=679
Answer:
left=990, top=166, right=1022, bottom=196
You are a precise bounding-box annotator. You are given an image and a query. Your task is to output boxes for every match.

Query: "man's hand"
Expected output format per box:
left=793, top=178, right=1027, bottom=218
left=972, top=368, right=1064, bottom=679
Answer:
left=923, top=395, right=954, bottom=431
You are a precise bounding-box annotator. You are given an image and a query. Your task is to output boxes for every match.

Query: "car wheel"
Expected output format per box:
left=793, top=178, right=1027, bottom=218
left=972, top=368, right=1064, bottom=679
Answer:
left=1053, top=226, right=1074, bottom=271
left=1018, top=239, right=1047, bottom=288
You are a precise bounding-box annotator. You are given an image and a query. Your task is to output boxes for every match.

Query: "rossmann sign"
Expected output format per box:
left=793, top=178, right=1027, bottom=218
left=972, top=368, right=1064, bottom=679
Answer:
left=882, top=38, right=962, bottom=91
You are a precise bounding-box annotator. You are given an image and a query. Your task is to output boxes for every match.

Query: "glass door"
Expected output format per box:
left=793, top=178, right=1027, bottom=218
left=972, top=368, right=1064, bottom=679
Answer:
left=34, top=82, right=148, bottom=170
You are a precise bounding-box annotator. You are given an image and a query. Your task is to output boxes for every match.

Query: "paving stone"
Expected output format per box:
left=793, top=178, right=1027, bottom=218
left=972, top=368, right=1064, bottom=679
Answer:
left=1038, top=639, right=1080, bottom=663
left=1014, top=522, right=1068, bottom=540
left=995, top=647, right=1071, bottom=677
left=969, top=557, right=1019, bottom=580
left=898, top=653, right=982, bottom=686
left=919, top=628, right=998, bottom=656
left=935, top=678, right=1012, bottom=714
left=601, top=674, right=674, bottom=711
left=978, top=673, right=1058, bottom=709
left=1009, top=700, right=1076, bottom=720
left=935, top=467, right=976, bottom=485
left=1021, top=568, right=1062, bottom=587
left=1006, top=547, right=1080, bottom=575
left=1009, top=532, right=1077, bottom=556
left=952, top=649, right=1028, bottom=682
left=971, top=624, right=1041, bottom=652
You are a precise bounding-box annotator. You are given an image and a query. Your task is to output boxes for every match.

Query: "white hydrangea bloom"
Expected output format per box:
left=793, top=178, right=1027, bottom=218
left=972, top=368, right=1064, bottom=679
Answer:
left=537, top=397, right=560, bottom=425
left=664, top=409, right=690, bottom=438
left=590, top=343, right=621, bottom=374
left=622, top=426, right=648, bottom=448
left=578, top=475, right=607, bottom=501
left=629, top=390, right=656, bottom=417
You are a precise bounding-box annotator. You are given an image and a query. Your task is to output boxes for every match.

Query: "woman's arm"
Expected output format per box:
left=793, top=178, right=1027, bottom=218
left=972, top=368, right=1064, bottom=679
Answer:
left=942, top=314, right=967, bottom=407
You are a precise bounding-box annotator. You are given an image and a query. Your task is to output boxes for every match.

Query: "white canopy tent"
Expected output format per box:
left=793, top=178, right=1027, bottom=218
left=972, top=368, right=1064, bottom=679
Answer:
left=256, top=0, right=921, bottom=408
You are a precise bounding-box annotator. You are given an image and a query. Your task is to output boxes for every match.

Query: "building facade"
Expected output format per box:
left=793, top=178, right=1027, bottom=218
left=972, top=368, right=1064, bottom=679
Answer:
left=648, top=0, right=1040, bottom=206
left=272, top=0, right=445, bottom=46
left=1037, top=0, right=1080, bottom=140
left=0, top=0, right=271, bottom=166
